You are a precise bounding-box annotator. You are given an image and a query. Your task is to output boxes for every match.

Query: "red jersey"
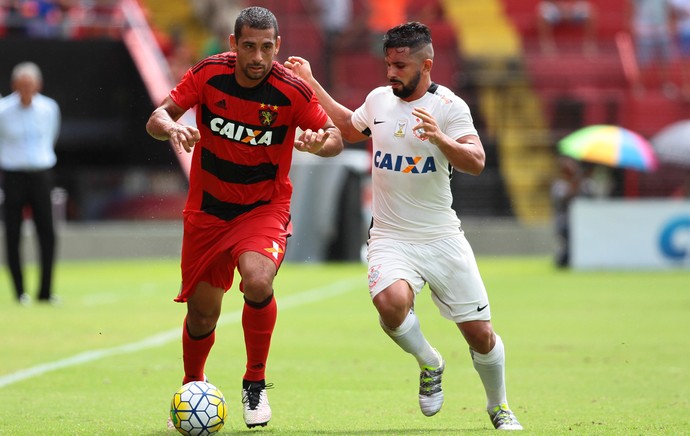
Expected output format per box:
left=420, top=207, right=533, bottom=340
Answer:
left=170, top=52, right=329, bottom=221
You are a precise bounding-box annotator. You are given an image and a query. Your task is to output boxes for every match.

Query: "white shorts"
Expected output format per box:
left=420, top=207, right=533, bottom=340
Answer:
left=367, top=234, right=491, bottom=323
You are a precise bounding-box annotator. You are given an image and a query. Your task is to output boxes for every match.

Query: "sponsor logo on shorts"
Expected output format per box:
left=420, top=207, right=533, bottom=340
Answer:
left=368, top=264, right=382, bottom=288
left=264, top=241, right=284, bottom=260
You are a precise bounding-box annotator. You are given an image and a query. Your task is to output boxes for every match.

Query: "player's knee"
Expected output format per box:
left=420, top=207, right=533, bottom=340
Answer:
left=241, top=274, right=274, bottom=301
left=373, top=292, right=411, bottom=328
left=186, top=309, right=219, bottom=336
left=459, top=321, right=494, bottom=354
left=376, top=306, right=406, bottom=329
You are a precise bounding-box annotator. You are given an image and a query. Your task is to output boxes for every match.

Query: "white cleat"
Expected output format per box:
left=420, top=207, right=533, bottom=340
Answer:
left=418, top=354, right=445, bottom=417
left=489, top=404, right=523, bottom=430
left=242, top=381, right=273, bottom=428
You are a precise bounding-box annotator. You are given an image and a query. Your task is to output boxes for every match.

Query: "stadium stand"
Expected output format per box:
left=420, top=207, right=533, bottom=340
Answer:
left=3, top=0, right=685, bottom=224
left=438, top=0, right=554, bottom=223
left=501, top=0, right=690, bottom=199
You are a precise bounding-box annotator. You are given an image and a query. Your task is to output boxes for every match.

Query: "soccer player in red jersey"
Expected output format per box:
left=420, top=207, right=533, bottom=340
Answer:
left=146, top=6, right=343, bottom=429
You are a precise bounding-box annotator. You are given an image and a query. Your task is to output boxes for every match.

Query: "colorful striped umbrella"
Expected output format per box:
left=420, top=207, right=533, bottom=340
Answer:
left=558, top=125, right=658, bottom=172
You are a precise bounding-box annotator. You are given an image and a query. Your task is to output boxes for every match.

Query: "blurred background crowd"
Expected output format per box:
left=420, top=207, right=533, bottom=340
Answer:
left=1, top=0, right=689, bottom=258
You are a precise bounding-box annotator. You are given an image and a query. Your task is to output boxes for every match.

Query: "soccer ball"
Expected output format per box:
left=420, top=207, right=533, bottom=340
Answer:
left=170, top=381, right=228, bottom=435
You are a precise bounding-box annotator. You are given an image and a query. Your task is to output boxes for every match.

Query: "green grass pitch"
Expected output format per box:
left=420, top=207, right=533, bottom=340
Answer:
left=0, top=257, right=688, bottom=434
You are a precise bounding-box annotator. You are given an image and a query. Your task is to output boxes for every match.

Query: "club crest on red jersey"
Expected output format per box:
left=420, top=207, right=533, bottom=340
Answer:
left=259, top=103, right=278, bottom=127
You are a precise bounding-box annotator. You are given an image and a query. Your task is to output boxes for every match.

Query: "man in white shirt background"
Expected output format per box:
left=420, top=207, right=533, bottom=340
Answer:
left=0, top=62, right=61, bottom=305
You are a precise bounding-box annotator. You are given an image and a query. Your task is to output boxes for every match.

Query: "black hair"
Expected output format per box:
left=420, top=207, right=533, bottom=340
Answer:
left=383, top=22, right=433, bottom=55
left=234, top=6, right=279, bottom=40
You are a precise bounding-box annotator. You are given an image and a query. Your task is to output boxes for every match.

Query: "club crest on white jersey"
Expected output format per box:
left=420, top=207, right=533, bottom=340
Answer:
left=394, top=119, right=408, bottom=137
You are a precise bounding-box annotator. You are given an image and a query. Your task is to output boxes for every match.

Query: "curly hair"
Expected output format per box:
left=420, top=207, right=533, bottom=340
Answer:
left=234, top=6, right=279, bottom=40
left=383, top=22, right=433, bottom=56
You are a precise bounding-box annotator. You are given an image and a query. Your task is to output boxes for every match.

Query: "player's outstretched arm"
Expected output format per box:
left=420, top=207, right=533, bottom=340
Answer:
left=146, top=96, right=200, bottom=154
left=294, top=118, right=343, bottom=157
left=285, top=56, right=368, bottom=144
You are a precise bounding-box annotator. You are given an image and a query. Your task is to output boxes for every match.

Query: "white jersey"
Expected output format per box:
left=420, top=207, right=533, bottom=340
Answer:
left=352, top=83, right=478, bottom=243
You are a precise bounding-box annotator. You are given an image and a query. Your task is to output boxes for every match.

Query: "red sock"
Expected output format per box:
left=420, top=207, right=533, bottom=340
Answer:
left=182, top=316, right=215, bottom=384
left=242, top=295, right=277, bottom=381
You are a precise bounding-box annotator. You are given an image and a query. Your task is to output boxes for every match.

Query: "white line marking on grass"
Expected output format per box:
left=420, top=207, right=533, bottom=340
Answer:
left=0, top=277, right=361, bottom=389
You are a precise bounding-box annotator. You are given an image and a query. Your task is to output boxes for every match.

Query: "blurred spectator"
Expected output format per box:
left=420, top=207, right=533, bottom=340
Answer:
left=550, top=157, right=597, bottom=268
left=192, top=0, right=244, bottom=57
left=366, top=0, right=407, bottom=54
left=627, top=0, right=676, bottom=98
left=0, top=62, right=61, bottom=305
left=1, top=0, right=71, bottom=38
left=68, top=0, right=122, bottom=39
left=671, top=0, right=690, bottom=99
left=167, top=26, right=196, bottom=81
left=200, top=24, right=230, bottom=57
left=537, top=0, right=597, bottom=55
left=1, top=0, right=123, bottom=39
left=408, top=0, right=444, bottom=24
left=672, top=177, right=690, bottom=197
left=134, top=4, right=194, bottom=80
left=1, top=1, right=27, bottom=36
left=309, top=0, right=354, bottom=90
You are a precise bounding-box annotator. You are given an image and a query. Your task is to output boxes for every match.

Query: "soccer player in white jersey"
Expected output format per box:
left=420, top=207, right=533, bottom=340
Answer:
left=285, top=22, right=522, bottom=430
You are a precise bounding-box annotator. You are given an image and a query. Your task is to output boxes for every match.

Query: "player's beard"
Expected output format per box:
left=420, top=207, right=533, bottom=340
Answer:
left=391, top=70, right=421, bottom=99
left=242, top=62, right=268, bottom=81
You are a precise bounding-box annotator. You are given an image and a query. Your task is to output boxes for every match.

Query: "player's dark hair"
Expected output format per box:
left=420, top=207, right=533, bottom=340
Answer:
left=234, top=6, right=279, bottom=40
left=383, top=22, right=432, bottom=56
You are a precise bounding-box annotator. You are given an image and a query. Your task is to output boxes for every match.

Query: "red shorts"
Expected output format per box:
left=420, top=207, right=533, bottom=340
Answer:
left=175, top=205, right=292, bottom=302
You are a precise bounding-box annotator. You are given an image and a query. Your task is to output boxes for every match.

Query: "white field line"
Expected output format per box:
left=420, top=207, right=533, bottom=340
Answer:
left=0, top=277, right=361, bottom=389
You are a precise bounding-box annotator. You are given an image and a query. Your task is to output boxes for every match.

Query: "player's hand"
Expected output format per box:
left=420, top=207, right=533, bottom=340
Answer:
left=412, top=107, right=443, bottom=146
left=170, top=125, right=201, bottom=154
left=284, top=56, right=314, bottom=82
left=294, top=128, right=331, bottom=154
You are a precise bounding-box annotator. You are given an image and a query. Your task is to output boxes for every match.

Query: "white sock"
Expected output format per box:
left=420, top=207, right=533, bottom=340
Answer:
left=380, top=311, right=441, bottom=368
left=471, top=333, right=508, bottom=411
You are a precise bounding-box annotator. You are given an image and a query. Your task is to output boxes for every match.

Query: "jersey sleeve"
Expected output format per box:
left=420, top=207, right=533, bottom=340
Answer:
left=351, top=101, right=369, bottom=136
left=444, top=95, right=478, bottom=140
left=351, top=87, right=384, bottom=136
left=295, top=92, right=329, bottom=131
left=169, top=68, right=200, bottom=110
left=351, top=87, right=391, bottom=136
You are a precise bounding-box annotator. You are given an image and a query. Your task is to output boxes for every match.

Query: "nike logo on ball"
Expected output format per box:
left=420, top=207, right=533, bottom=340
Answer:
left=477, top=304, right=488, bottom=312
